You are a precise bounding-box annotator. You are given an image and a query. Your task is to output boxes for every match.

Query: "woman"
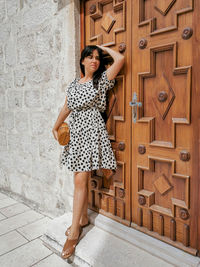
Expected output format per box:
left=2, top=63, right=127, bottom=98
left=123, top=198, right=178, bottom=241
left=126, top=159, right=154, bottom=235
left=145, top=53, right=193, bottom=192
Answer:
left=52, top=44, right=125, bottom=259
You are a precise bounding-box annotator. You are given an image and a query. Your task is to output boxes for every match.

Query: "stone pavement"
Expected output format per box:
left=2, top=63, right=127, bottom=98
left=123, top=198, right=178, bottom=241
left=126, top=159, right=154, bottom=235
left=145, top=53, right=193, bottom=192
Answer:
left=0, top=192, right=72, bottom=267
left=0, top=191, right=200, bottom=267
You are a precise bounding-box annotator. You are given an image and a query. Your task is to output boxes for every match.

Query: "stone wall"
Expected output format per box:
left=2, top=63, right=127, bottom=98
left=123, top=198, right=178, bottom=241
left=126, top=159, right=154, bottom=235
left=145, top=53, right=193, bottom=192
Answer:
left=0, top=0, right=80, bottom=216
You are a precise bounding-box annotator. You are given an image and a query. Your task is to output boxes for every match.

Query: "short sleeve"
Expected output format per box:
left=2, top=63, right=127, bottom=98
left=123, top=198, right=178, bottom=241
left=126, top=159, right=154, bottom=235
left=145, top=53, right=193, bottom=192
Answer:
left=100, top=70, right=115, bottom=91
left=65, top=79, right=76, bottom=110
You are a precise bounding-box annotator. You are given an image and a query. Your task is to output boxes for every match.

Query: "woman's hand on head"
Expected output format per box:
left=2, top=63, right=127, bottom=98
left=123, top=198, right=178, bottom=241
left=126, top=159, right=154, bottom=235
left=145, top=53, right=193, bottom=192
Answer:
left=96, top=45, right=107, bottom=52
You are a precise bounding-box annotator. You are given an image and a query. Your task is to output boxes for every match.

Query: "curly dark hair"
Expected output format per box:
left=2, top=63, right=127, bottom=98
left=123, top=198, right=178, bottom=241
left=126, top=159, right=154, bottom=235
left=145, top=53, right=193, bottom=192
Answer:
left=80, top=45, right=110, bottom=123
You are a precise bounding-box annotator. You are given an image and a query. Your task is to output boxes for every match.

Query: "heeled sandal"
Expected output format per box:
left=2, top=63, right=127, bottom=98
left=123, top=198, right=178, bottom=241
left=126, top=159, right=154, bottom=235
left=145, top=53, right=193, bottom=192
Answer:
left=65, top=220, right=90, bottom=236
left=61, top=226, right=83, bottom=259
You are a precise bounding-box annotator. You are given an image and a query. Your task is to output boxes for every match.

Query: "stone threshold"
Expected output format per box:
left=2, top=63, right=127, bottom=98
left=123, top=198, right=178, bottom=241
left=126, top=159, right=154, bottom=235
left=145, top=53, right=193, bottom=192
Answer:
left=42, top=210, right=200, bottom=267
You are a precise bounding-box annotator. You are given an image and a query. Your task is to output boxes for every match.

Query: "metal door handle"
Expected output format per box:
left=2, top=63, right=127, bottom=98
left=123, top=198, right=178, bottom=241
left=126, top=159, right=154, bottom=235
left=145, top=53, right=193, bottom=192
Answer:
left=129, top=93, right=142, bottom=123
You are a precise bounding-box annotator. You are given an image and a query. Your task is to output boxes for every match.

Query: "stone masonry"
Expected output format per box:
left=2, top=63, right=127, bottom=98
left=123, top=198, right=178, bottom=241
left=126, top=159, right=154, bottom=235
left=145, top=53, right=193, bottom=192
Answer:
left=0, top=0, right=80, bottom=216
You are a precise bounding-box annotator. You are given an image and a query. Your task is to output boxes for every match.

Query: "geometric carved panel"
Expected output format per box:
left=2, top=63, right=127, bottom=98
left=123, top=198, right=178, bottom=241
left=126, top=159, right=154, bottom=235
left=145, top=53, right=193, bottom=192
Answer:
left=137, top=156, right=190, bottom=218
left=154, top=0, right=176, bottom=16
left=137, top=43, right=192, bottom=148
left=90, top=0, right=126, bottom=46
left=154, top=174, right=172, bottom=195
left=138, top=0, right=194, bottom=35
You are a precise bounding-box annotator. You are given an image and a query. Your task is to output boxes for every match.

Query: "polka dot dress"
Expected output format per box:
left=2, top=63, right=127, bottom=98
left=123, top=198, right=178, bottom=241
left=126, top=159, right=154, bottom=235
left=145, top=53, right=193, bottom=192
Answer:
left=60, top=70, right=117, bottom=172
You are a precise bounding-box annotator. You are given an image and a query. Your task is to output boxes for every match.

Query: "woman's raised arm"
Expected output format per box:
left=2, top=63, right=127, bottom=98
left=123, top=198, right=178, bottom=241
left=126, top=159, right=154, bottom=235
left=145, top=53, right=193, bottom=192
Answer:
left=96, top=45, right=125, bottom=80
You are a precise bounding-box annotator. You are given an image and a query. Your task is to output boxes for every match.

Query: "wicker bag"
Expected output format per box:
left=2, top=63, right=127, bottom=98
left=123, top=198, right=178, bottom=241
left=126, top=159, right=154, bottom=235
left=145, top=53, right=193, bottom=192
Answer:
left=57, top=122, right=70, bottom=146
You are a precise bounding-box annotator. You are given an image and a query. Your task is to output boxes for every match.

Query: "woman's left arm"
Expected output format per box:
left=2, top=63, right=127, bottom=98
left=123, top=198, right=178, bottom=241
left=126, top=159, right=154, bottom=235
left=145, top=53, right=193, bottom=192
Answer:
left=96, top=45, right=125, bottom=80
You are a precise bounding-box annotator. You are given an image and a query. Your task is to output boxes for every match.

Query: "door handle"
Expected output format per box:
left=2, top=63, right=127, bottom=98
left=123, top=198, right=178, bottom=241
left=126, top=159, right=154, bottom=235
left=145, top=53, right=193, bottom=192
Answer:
left=129, top=93, right=142, bottom=123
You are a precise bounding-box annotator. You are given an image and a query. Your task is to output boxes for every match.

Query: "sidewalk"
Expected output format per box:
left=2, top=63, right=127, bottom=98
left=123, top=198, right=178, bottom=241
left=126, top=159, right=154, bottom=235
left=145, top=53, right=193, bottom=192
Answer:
left=0, top=191, right=72, bottom=267
left=0, top=191, right=200, bottom=267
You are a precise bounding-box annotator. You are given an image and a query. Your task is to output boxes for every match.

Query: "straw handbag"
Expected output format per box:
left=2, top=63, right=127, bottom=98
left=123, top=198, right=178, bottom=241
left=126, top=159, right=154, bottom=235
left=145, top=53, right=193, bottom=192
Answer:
left=57, top=122, right=70, bottom=146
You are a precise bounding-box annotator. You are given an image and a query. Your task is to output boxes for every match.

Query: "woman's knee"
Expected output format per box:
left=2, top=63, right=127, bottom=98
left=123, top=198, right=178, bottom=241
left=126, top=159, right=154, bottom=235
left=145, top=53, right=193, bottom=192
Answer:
left=74, top=171, right=90, bottom=188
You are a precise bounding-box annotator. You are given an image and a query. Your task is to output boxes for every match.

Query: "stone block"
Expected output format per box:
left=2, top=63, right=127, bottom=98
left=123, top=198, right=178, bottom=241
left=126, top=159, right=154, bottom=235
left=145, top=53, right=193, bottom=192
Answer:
left=30, top=136, right=40, bottom=157
left=0, top=46, right=4, bottom=71
left=0, top=192, right=8, bottom=200
left=7, top=90, right=23, bottom=108
left=0, top=202, right=30, bottom=217
left=32, top=158, right=57, bottom=185
left=24, top=90, right=41, bottom=108
left=15, top=111, right=29, bottom=133
left=7, top=134, right=30, bottom=152
left=0, top=209, right=44, bottom=235
left=27, top=64, right=43, bottom=84
left=30, top=111, right=51, bottom=135
left=9, top=172, right=25, bottom=196
left=41, top=86, right=56, bottom=110
left=0, top=197, right=17, bottom=209
left=0, top=0, right=6, bottom=23
left=39, top=61, right=53, bottom=83
left=11, top=151, right=32, bottom=177
left=39, top=137, right=58, bottom=160
left=17, top=216, right=51, bottom=240
left=6, top=0, right=19, bottom=18
left=14, top=67, right=26, bottom=87
left=23, top=1, right=57, bottom=31
left=17, top=34, right=35, bottom=64
left=0, top=238, right=52, bottom=267
left=0, top=213, right=6, bottom=221
left=0, top=71, right=13, bottom=90
left=0, top=230, right=27, bottom=256
left=3, top=111, right=14, bottom=130
left=0, top=23, right=10, bottom=45
left=33, top=253, right=72, bottom=267
left=36, top=24, right=54, bottom=57
left=5, top=39, right=16, bottom=67
left=0, top=90, right=6, bottom=110
left=0, top=166, right=10, bottom=188
left=0, top=132, right=7, bottom=151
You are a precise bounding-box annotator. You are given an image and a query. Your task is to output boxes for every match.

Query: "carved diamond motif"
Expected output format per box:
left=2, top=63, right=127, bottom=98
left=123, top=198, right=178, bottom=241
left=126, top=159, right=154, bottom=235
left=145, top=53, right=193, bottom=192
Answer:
left=152, top=73, right=175, bottom=120
left=154, top=174, right=172, bottom=195
left=101, top=12, right=116, bottom=33
left=154, top=0, right=176, bottom=16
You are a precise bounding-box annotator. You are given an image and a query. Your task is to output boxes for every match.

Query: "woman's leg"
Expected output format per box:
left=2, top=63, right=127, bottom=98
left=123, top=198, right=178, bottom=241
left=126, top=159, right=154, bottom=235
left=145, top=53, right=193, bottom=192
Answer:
left=68, top=171, right=89, bottom=239
left=80, top=183, right=89, bottom=225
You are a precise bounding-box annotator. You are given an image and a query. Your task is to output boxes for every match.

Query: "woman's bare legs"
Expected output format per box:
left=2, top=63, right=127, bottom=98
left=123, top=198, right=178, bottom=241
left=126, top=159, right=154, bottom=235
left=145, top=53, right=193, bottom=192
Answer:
left=79, top=183, right=89, bottom=225
left=68, top=171, right=90, bottom=239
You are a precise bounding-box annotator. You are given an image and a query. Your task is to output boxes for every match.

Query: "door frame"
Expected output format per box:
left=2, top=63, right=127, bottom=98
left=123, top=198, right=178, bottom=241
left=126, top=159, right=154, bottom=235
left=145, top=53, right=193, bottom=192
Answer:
left=79, top=0, right=200, bottom=256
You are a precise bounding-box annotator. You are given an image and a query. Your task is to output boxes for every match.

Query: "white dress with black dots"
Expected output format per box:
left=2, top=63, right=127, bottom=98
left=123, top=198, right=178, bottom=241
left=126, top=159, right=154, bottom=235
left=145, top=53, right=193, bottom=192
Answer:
left=60, top=70, right=117, bottom=172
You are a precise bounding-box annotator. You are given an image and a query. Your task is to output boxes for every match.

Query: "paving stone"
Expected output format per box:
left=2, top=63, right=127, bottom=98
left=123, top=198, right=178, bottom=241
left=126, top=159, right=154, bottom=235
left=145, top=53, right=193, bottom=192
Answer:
left=44, top=212, right=200, bottom=267
left=0, top=212, right=6, bottom=221
left=0, top=192, right=8, bottom=200
left=33, top=253, right=72, bottom=267
left=0, top=230, right=27, bottom=256
left=0, top=210, right=44, bottom=236
left=0, top=238, right=52, bottom=267
left=0, top=202, right=30, bottom=217
left=18, top=217, right=51, bottom=241
left=0, top=197, right=17, bottom=209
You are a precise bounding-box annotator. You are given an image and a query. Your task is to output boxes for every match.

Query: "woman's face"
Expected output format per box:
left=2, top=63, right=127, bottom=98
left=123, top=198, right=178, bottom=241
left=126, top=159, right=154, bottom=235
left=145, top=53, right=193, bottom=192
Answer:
left=82, top=49, right=100, bottom=74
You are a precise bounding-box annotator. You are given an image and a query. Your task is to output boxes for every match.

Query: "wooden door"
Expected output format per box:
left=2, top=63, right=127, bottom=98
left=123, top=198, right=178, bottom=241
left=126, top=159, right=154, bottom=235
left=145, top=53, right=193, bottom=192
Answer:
left=81, top=0, right=200, bottom=255
left=81, top=0, right=132, bottom=226
left=131, top=0, right=200, bottom=255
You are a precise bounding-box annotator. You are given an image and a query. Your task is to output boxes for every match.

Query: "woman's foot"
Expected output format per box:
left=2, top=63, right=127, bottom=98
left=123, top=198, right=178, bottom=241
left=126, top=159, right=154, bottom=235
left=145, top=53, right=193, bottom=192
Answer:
left=79, top=215, right=89, bottom=226
left=61, top=226, right=83, bottom=259
left=65, top=216, right=90, bottom=236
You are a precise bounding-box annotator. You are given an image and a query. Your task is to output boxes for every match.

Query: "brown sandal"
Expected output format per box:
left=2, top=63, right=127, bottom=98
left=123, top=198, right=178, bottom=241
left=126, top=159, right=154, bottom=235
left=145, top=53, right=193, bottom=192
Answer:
left=61, top=226, right=83, bottom=259
left=65, top=220, right=90, bottom=236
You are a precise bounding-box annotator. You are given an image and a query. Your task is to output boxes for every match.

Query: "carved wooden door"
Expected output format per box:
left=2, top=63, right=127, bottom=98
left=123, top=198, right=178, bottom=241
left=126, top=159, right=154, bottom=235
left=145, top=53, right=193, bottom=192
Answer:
left=131, top=0, right=199, bottom=255
left=81, top=0, right=131, bottom=226
left=81, top=0, right=200, bottom=255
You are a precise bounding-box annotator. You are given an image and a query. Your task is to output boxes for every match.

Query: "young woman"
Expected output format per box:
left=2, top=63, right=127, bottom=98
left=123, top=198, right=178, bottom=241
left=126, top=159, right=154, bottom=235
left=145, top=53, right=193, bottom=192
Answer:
left=52, top=45, right=125, bottom=259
